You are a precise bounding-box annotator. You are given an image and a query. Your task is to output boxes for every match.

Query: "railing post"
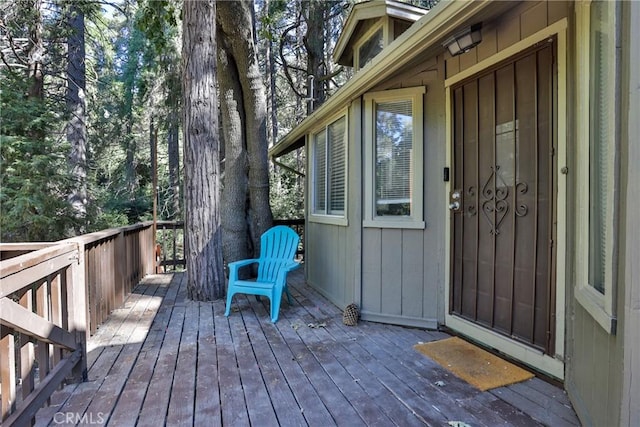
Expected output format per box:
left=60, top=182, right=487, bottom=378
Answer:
left=0, top=326, right=16, bottom=421
left=66, top=242, right=88, bottom=382
left=115, top=231, right=126, bottom=303
left=148, top=224, right=155, bottom=275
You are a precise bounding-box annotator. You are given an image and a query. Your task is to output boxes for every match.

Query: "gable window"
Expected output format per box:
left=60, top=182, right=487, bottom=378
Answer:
left=310, top=115, right=347, bottom=224
left=364, top=87, right=424, bottom=228
left=575, top=0, right=619, bottom=333
left=357, top=27, right=384, bottom=70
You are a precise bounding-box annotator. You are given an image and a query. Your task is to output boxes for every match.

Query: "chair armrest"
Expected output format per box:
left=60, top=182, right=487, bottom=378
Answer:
left=228, top=259, right=260, bottom=282
left=275, top=261, right=301, bottom=285
left=283, top=260, right=301, bottom=272
left=228, top=259, right=260, bottom=269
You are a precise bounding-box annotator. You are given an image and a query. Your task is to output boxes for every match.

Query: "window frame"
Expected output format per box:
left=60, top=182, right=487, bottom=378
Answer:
left=308, top=111, right=349, bottom=226
left=574, top=0, right=620, bottom=334
left=363, top=86, right=425, bottom=229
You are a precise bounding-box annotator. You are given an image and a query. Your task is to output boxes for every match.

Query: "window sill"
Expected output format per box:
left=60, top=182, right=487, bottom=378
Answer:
left=575, top=284, right=617, bottom=334
left=309, top=215, right=348, bottom=227
left=362, top=219, right=425, bottom=229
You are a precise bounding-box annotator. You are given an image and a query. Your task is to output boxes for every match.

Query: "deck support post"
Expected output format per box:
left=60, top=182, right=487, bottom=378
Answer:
left=66, top=242, right=88, bottom=382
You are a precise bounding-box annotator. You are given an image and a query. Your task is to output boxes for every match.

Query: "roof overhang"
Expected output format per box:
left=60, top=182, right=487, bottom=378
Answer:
left=269, top=0, right=497, bottom=159
left=333, top=0, right=428, bottom=66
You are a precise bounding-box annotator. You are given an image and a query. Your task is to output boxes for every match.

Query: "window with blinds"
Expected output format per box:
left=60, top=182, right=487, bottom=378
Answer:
left=363, top=86, right=424, bottom=229
left=313, top=131, right=327, bottom=214
left=311, top=116, right=346, bottom=217
left=375, top=100, right=413, bottom=216
left=574, top=0, right=618, bottom=333
left=328, top=117, right=346, bottom=214
left=588, top=0, right=614, bottom=295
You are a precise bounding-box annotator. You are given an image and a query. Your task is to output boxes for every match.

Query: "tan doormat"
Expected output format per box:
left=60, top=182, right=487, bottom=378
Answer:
left=414, top=337, right=534, bottom=391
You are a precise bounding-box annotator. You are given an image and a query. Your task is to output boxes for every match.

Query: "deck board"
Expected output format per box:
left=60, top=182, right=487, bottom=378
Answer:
left=35, top=270, right=581, bottom=426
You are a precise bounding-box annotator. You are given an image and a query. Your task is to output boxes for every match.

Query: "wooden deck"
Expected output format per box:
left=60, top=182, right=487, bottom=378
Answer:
left=35, top=270, right=580, bottom=426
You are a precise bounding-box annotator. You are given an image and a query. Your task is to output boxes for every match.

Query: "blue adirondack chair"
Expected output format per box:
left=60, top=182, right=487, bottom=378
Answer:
left=224, top=225, right=300, bottom=322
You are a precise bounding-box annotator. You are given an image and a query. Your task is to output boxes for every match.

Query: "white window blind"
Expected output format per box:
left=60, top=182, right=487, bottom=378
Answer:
left=375, top=100, right=413, bottom=216
left=328, top=117, right=346, bottom=214
left=313, top=131, right=327, bottom=214
left=588, top=0, right=614, bottom=295
left=311, top=116, right=346, bottom=217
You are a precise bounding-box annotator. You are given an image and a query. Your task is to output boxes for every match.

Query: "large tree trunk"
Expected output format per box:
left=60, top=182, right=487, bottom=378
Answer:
left=167, top=105, right=181, bottom=219
left=66, top=2, right=88, bottom=223
left=262, top=0, right=278, bottom=145
left=182, top=0, right=225, bottom=301
left=217, top=38, right=250, bottom=264
left=303, top=0, right=326, bottom=112
left=217, top=0, right=273, bottom=264
left=27, top=0, right=44, bottom=102
left=167, top=63, right=181, bottom=219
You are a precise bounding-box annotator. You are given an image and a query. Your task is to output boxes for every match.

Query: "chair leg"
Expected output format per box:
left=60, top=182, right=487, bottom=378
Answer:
left=284, top=286, right=292, bottom=305
left=224, top=291, right=235, bottom=317
left=270, top=291, right=281, bottom=323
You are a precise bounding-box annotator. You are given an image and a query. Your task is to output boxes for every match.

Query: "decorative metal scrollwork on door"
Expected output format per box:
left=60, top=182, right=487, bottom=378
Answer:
left=478, top=166, right=529, bottom=235
left=481, top=166, right=509, bottom=235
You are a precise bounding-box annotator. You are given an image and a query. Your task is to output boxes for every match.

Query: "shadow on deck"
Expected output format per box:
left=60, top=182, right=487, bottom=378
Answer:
left=35, top=270, right=580, bottom=426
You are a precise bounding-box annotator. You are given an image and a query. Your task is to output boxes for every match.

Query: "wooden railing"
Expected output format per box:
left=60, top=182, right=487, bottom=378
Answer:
left=156, top=221, right=185, bottom=272
left=0, top=242, right=86, bottom=426
left=71, top=222, right=156, bottom=334
left=0, top=222, right=156, bottom=425
left=154, top=219, right=305, bottom=267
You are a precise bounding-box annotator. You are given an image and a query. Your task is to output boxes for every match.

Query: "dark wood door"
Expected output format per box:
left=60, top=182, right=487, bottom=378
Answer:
left=450, top=41, right=556, bottom=354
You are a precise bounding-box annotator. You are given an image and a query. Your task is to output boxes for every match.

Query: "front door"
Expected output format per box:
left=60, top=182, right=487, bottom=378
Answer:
left=450, top=41, right=556, bottom=354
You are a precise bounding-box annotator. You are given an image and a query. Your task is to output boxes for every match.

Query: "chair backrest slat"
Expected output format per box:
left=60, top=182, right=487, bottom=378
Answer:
left=257, top=226, right=299, bottom=282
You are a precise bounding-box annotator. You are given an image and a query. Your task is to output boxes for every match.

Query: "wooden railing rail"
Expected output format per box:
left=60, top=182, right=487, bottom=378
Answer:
left=0, top=242, right=87, bottom=425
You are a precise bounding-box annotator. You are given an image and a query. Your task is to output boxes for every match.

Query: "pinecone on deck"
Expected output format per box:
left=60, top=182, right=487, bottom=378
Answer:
left=343, top=303, right=359, bottom=326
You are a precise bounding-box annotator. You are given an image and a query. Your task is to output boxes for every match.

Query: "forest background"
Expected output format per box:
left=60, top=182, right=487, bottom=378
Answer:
left=0, top=0, right=353, bottom=242
left=0, top=0, right=435, bottom=249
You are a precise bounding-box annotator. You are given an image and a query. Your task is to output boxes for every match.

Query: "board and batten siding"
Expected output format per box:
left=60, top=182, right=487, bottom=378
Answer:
left=445, top=1, right=571, bottom=79
left=306, top=222, right=356, bottom=309
left=360, top=53, right=446, bottom=328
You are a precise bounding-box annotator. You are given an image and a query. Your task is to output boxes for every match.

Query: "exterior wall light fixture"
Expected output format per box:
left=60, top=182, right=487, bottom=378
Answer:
left=443, top=23, right=482, bottom=56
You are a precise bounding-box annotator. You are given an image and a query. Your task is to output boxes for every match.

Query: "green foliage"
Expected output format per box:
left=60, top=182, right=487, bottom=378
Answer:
left=0, top=72, right=52, bottom=138
left=135, top=0, right=179, bottom=55
left=0, top=71, right=79, bottom=241
left=270, top=150, right=305, bottom=220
